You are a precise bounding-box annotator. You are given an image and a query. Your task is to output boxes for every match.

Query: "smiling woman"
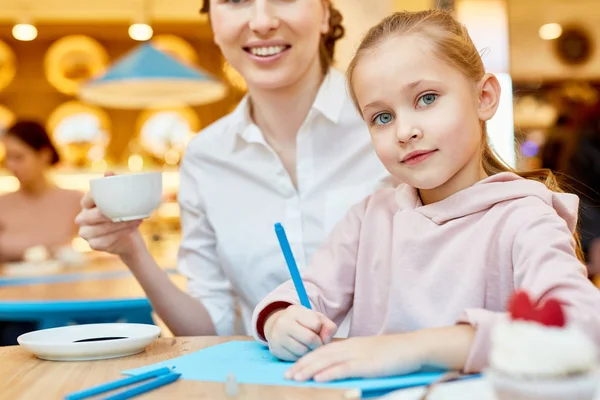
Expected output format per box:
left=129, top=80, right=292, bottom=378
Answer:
left=75, top=0, right=390, bottom=338
left=200, top=0, right=344, bottom=75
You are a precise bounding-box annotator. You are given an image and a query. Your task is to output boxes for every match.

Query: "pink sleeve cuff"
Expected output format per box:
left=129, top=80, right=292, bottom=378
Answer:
left=254, top=301, right=292, bottom=343
left=251, top=288, right=302, bottom=344
left=457, top=308, right=507, bottom=373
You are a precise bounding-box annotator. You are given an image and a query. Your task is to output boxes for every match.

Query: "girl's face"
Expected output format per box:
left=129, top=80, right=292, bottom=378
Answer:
left=352, top=34, right=500, bottom=202
left=210, top=0, right=330, bottom=91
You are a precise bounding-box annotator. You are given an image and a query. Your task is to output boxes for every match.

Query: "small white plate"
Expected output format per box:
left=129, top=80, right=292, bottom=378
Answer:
left=17, top=323, right=161, bottom=361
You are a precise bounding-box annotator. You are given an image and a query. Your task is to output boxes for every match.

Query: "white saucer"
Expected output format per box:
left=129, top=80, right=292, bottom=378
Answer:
left=17, top=323, right=161, bottom=361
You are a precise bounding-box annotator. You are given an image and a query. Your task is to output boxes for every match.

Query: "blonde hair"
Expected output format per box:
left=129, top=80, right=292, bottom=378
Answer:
left=346, top=9, right=584, bottom=261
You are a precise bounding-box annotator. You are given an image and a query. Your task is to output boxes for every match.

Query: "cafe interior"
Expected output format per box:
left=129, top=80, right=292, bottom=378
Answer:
left=0, top=0, right=600, bottom=397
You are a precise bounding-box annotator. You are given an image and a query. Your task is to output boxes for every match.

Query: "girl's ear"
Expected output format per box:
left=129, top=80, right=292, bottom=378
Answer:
left=477, top=73, right=501, bottom=122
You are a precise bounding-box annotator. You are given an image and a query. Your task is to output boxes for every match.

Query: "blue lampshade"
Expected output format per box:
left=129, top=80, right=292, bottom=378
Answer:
left=79, top=43, right=228, bottom=109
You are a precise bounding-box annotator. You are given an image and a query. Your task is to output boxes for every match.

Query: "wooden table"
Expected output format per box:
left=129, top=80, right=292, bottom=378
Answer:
left=0, top=246, right=177, bottom=278
left=0, top=251, right=184, bottom=332
left=0, top=246, right=185, bottom=300
left=0, top=336, right=354, bottom=400
left=0, top=270, right=186, bottom=301
left=0, top=252, right=122, bottom=277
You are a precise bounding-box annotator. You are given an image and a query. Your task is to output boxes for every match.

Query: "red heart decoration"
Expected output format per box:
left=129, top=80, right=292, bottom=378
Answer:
left=535, top=298, right=566, bottom=327
left=507, top=290, right=566, bottom=327
left=508, top=291, right=535, bottom=321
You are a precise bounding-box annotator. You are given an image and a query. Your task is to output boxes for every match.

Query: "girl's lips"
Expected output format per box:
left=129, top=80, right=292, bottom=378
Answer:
left=401, top=150, right=437, bottom=165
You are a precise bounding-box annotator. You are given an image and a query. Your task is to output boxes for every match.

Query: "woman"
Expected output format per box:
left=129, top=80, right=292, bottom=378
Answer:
left=76, top=0, right=390, bottom=336
left=0, top=120, right=82, bottom=262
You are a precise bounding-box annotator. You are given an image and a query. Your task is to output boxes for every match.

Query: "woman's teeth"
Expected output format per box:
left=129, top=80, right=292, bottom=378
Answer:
left=249, top=46, right=287, bottom=57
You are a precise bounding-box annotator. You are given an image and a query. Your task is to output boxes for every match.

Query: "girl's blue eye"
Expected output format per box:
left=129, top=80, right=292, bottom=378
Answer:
left=373, top=112, right=393, bottom=125
left=417, top=93, right=437, bottom=107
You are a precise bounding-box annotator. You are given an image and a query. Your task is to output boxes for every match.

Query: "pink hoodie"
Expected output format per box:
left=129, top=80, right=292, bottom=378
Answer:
left=252, top=172, right=600, bottom=373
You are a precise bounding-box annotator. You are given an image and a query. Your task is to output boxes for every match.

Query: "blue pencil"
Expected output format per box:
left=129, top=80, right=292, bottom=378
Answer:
left=274, top=223, right=312, bottom=309
left=64, top=367, right=177, bottom=400
left=104, top=372, right=181, bottom=400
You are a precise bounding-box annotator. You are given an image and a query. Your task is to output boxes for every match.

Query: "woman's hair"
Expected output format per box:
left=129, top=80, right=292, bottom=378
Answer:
left=5, top=120, right=60, bottom=165
left=346, top=9, right=585, bottom=261
left=200, top=0, right=345, bottom=74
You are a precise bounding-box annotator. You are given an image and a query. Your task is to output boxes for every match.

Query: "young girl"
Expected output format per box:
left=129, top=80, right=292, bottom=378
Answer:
left=251, top=9, right=600, bottom=382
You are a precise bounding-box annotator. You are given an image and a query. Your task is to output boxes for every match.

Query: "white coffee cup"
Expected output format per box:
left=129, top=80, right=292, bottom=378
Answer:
left=90, top=172, right=163, bottom=222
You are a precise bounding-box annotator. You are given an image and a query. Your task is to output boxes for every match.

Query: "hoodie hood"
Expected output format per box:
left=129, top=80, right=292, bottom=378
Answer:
left=395, top=172, right=579, bottom=231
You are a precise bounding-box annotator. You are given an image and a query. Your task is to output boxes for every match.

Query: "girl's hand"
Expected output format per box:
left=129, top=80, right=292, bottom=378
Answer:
left=264, top=305, right=337, bottom=362
left=285, top=334, right=425, bottom=382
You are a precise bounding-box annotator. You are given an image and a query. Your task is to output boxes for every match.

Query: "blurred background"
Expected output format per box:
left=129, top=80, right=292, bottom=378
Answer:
left=0, top=0, right=598, bottom=274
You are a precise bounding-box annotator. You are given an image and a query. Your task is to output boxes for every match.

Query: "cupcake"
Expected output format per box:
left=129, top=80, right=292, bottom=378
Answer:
left=485, top=290, right=600, bottom=400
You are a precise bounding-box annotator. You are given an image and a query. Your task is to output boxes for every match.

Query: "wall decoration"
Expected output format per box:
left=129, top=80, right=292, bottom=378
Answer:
left=0, top=105, right=15, bottom=133
left=47, top=101, right=110, bottom=168
left=554, top=25, right=594, bottom=66
left=151, top=34, right=198, bottom=66
left=44, top=35, right=109, bottom=95
left=136, top=107, right=199, bottom=166
left=0, top=40, right=16, bottom=92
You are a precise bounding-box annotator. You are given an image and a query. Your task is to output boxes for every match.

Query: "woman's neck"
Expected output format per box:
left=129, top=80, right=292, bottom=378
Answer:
left=19, top=176, right=52, bottom=197
left=248, top=61, right=325, bottom=147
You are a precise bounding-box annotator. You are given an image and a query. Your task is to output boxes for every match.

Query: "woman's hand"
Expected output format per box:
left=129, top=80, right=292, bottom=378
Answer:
left=75, top=174, right=144, bottom=258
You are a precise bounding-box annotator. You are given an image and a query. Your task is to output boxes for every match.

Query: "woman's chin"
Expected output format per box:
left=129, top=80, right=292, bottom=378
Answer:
left=242, top=65, right=316, bottom=92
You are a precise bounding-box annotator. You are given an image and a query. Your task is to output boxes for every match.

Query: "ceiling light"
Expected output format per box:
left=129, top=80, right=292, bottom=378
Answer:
left=129, top=23, right=153, bottom=41
left=539, top=23, right=562, bottom=40
left=12, top=23, right=37, bottom=41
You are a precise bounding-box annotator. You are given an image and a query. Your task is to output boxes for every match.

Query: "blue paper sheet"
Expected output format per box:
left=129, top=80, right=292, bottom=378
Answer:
left=123, top=341, right=458, bottom=397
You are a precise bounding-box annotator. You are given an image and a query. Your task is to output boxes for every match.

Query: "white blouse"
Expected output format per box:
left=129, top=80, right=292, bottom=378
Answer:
left=177, top=68, right=390, bottom=335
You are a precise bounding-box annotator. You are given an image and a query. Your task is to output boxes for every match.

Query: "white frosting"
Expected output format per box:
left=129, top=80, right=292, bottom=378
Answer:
left=490, top=320, right=599, bottom=377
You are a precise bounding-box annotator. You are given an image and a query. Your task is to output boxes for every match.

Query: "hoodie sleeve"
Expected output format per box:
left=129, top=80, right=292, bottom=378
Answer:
left=458, top=208, right=600, bottom=373
left=251, top=200, right=365, bottom=343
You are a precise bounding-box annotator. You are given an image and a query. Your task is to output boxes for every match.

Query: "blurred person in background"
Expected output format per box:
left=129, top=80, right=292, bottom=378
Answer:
left=0, top=120, right=82, bottom=263
left=542, top=105, right=600, bottom=280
